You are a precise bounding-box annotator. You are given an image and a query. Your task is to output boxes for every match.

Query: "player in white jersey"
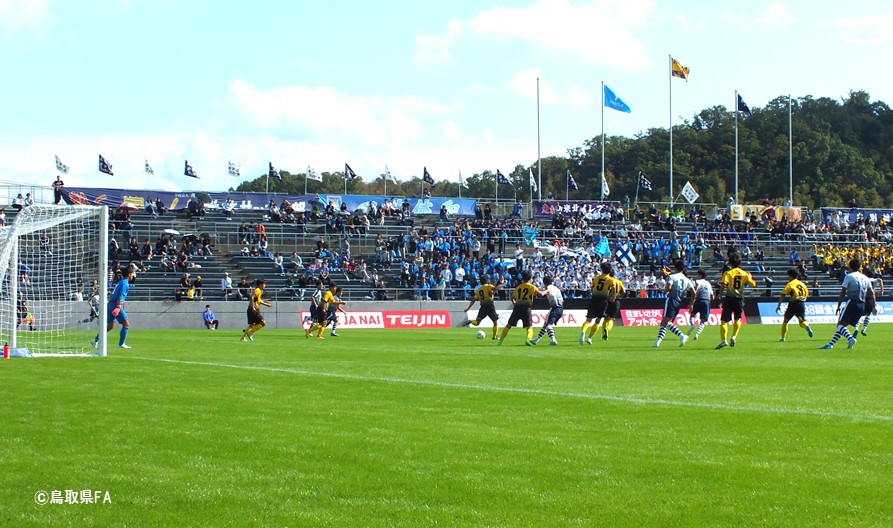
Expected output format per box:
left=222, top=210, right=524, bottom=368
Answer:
left=687, top=269, right=714, bottom=340
left=857, top=267, right=884, bottom=336
left=531, top=275, right=563, bottom=346
left=821, top=259, right=875, bottom=349
left=653, top=260, right=694, bottom=347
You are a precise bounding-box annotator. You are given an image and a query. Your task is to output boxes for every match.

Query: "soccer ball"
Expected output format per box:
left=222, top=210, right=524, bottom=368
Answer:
left=476, top=330, right=486, bottom=339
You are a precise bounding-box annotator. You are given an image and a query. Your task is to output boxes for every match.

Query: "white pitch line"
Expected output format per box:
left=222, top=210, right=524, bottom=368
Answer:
left=120, top=356, right=893, bottom=424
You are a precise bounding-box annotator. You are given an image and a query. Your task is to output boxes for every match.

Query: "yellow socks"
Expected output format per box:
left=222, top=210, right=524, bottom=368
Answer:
left=732, top=320, right=742, bottom=338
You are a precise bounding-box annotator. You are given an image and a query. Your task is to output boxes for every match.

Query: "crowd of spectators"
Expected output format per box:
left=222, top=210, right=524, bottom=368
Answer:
left=90, top=192, right=893, bottom=303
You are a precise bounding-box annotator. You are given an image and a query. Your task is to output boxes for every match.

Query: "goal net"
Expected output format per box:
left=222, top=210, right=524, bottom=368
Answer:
left=0, top=204, right=108, bottom=356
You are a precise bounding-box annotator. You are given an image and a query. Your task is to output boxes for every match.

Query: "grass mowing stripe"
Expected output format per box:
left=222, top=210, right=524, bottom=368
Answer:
left=119, top=355, right=893, bottom=424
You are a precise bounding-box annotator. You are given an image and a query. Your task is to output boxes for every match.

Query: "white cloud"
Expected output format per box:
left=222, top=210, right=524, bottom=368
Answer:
left=508, top=69, right=590, bottom=108
left=509, top=69, right=557, bottom=104
left=756, top=1, right=789, bottom=27
left=0, top=0, right=53, bottom=34
left=230, top=79, right=454, bottom=150
left=819, top=12, right=893, bottom=44
left=467, top=0, right=654, bottom=69
left=414, top=18, right=463, bottom=67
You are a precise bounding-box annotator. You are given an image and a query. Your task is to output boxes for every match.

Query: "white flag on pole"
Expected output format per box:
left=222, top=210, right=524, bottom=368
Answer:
left=306, top=165, right=322, bottom=182
left=459, top=169, right=466, bottom=188
left=529, top=168, right=537, bottom=193
left=385, top=165, right=397, bottom=183
left=227, top=161, right=241, bottom=177
left=680, top=181, right=700, bottom=204
left=602, top=174, right=610, bottom=198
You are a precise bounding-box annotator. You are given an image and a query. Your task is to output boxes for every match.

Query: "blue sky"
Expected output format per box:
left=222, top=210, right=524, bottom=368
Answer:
left=2, top=0, right=891, bottom=192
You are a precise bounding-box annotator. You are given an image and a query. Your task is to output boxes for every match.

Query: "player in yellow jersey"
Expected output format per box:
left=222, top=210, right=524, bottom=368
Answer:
left=462, top=275, right=503, bottom=339
left=590, top=271, right=624, bottom=342
left=241, top=279, right=272, bottom=341
left=715, top=252, right=756, bottom=349
left=580, top=262, right=614, bottom=345
left=776, top=268, right=813, bottom=342
left=498, top=270, right=537, bottom=346
left=307, top=283, right=338, bottom=339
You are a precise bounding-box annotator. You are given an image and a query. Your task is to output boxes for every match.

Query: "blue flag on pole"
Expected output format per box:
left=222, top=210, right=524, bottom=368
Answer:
left=496, top=170, right=512, bottom=185
left=567, top=170, right=578, bottom=190
left=638, top=171, right=652, bottom=191
left=737, top=94, right=753, bottom=118
left=604, top=84, right=631, bottom=113
left=98, top=155, right=114, bottom=176
left=344, top=163, right=358, bottom=181
left=423, top=167, right=435, bottom=185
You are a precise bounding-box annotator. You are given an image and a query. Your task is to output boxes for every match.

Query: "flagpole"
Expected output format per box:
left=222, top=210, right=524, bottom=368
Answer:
left=788, top=94, right=793, bottom=204
left=566, top=170, right=569, bottom=201
left=634, top=175, right=640, bottom=211
left=601, top=81, right=606, bottom=202
left=734, top=89, right=739, bottom=205
left=304, top=166, right=308, bottom=195
left=384, top=165, right=388, bottom=198
left=458, top=169, right=462, bottom=199
left=266, top=173, right=270, bottom=194
left=537, top=77, right=542, bottom=201
left=495, top=171, right=499, bottom=207
left=668, top=55, right=674, bottom=203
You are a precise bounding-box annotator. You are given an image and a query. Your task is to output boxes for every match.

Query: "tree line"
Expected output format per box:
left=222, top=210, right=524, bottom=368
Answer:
left=237, top=90, right=893, bottom=209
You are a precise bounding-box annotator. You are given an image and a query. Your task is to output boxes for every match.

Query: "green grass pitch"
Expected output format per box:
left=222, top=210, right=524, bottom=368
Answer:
left=1, top=323, right=891, bottom=527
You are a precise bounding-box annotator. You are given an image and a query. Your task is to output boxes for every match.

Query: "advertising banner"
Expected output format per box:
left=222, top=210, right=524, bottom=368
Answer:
left=63, top=187, right=478, bottom=216
left=532, top=200, right=618, bottom=218
left=316, top=194, right=477, bottom=217
left=620, top=308, right=746, bottom=327
left=465, top=309, right=587, bottom=327
left=64, top=186, right=319, bottom=212
left=301, top=310, right=452, bottom=329
left=731, top=204, right=802, bottom=222
left=820, top=208, right=893, bottom=226
left=757, top=301, right=893, bottom=324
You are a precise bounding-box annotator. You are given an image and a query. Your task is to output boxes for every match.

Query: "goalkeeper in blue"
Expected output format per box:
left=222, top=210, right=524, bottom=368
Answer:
left=93, top=266, right=135, bottom=349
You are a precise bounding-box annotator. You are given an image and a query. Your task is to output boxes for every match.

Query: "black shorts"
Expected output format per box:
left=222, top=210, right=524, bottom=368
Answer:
left=720, top=296, right=745, bottom=322
left=312, top=305, right=325, bottom=323
left=783, top=299, right=806, bottom=321
left=507, top=304, right=532, bottom=328
left=838, top=300, right=864, bottom=327
left=604, top=300, right=620, bottom=319
left=247, top=308, right=264, bottom=326
left=475, top=303, right=499, bottom=324
left=864, top=298, right=876, bottom=317
left=586, top=297, right=608, bottom=319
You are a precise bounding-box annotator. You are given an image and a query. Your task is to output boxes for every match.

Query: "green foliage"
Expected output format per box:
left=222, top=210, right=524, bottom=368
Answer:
left=233, top=91, right=893, bottom=208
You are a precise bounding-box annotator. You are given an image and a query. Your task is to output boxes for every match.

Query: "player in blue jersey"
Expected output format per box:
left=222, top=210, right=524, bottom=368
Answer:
left=93, top=265, right=136, bottom=349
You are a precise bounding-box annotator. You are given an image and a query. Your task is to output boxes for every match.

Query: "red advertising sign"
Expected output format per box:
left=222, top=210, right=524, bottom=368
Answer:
left=300, top=310, right=452, bottom=329
left=620, top=308, right=746, bottom=327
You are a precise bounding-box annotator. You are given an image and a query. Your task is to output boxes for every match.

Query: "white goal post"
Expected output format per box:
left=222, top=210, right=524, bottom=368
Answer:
left=0, top=205, right=109, bottom=356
